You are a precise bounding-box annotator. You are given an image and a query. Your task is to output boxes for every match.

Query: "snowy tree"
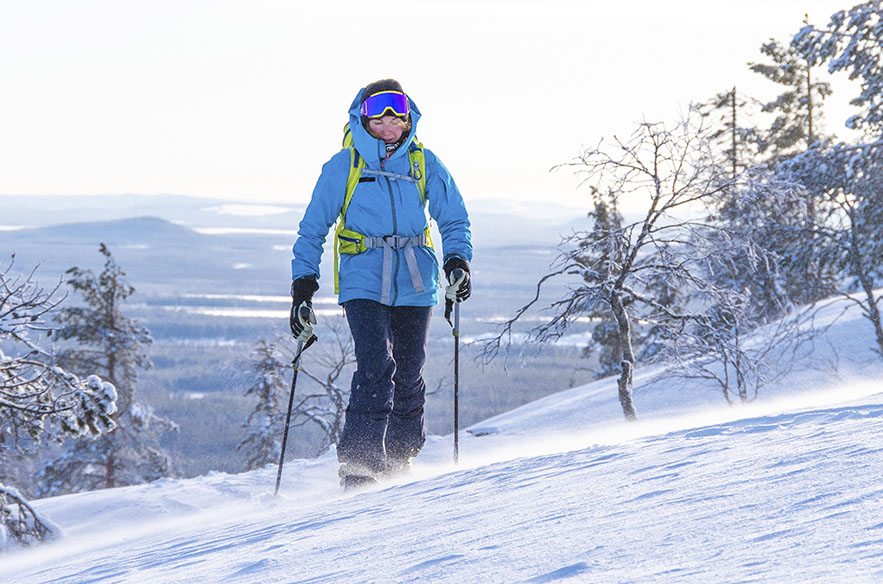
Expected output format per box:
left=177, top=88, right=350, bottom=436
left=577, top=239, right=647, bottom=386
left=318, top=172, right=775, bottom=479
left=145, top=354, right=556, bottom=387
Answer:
left=654, top=227, right=821, bottom=404
left=35, top=244, right=177, bottom=496
left=696, top=87, right=760, bottom=179
left=292, top=315, right=354, bottom=452
left=238, top=340, right=287, bottom=470
left=578, top=188, right=679, bottom=379
left=777, top=141, right=883, bottom=357
left=708, top=166, right=839, bottom=312
left=750, top=38, right=834, bottom=159
left=577, top=188, right=626, bottom=379
left=793, top=2, right=883, bottom=134
left=240, top=316, right=354, bottom=464
left=484, top=115, right=737, bottom=420
left=0, top=256, right=117, bottom=547
left=0, top=484, right=59, bottom=550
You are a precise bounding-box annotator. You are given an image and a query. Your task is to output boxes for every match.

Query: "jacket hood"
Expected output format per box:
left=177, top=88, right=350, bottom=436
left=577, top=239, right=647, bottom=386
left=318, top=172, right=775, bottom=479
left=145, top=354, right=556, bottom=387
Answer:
left=347, top=88, right=422, bottom=168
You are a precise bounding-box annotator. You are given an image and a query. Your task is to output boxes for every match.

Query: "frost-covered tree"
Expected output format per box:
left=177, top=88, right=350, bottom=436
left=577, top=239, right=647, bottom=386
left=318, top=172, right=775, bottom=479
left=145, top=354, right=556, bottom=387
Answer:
left=697, top=87, right=760, bottom=178
left=238, top=340, right=287, bottom=470
left=794, top=2, right=883, bottom=134
left=780, top=3, right=883, bottom=356
left=484, top=115, right=738, bottom=420
left=292, top=315, right=354, bottom=452
left=777, top=141, right=883, bottom=357
left=0, top=256, right=117, bottom=548
left=240, top=317, right=354, bottom=465
left=578, top=188, right=626, bottom=379
left=36, top=244, right=177, bottom=496
left=750, top=38, right=834, bottom=159
left=656, top=224, right=821, bottom=404
left=709, top=166, right=840, bottom=312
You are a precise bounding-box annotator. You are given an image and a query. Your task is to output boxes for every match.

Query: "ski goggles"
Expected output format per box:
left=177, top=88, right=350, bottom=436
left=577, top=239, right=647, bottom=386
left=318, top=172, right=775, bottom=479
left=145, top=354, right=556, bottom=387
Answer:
left=360, top=90, right=410, bottom=118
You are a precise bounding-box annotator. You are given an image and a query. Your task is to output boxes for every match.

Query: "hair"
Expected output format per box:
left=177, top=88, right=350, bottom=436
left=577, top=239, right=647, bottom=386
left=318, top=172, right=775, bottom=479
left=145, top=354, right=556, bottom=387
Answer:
left=360, top=78, right=413, bottom=135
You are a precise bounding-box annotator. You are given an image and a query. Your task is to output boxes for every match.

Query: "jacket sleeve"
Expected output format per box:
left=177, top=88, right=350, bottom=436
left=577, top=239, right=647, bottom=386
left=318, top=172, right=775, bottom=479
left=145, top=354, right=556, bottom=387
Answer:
left=425, top=149, right=473, bottom=264
left=291, top=152, right=349, bottom=282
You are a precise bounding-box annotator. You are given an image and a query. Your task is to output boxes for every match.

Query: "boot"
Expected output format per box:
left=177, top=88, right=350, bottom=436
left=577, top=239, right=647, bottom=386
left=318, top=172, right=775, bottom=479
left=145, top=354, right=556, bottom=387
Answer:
left=338, top=463, right=379, bottom=491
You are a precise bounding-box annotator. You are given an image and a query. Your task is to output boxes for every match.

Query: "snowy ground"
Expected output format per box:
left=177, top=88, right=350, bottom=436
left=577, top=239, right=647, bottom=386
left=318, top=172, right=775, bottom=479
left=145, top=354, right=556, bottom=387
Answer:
left=3, top=294, right=883, bottom=583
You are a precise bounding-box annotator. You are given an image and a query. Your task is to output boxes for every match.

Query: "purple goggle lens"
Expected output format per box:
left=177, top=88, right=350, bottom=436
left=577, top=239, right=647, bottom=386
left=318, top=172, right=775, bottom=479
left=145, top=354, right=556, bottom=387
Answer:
left=360, top=91, right=409, bottom=118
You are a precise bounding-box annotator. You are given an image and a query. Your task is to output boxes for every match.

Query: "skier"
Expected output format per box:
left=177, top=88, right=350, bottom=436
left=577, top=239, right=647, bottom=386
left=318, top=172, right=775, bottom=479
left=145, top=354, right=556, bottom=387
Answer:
left=289, top=79, right=472, bottom=489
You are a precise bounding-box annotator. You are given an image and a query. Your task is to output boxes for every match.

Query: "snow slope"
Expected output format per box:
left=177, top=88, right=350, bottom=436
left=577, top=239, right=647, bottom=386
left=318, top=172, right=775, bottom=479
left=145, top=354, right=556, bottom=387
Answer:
left=3, top=294, right=883, bottom=583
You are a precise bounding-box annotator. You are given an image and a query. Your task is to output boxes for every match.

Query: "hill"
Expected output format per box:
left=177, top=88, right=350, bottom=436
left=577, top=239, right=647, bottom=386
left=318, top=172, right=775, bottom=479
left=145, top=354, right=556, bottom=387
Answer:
left=2, top=291, right=882, bottom=582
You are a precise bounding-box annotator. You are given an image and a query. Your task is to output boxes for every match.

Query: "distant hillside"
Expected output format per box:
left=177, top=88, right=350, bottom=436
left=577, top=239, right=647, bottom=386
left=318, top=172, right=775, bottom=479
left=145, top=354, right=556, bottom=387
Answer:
left=0, top=216, right=291, bottom=295
left=14, top=216, right=201, bottom=245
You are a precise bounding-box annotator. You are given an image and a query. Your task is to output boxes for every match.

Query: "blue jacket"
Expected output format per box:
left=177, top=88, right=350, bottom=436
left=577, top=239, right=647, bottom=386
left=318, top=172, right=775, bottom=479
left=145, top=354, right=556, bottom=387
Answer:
left=291, top=89, right=472, bottom=306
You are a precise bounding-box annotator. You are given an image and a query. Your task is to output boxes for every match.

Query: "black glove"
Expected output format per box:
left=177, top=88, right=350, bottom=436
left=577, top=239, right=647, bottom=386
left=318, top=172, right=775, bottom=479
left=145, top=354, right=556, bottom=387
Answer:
left=290, top=277, right=319, bottom=341
left=443, top=257, right=471, bottom=303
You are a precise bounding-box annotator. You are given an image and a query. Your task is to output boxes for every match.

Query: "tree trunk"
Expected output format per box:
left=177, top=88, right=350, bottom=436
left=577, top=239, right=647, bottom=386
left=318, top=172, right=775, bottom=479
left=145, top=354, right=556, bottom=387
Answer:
left=856, top=267, right=883, bottom=359
left=731, top=86, right=738, bottom=180
left=609, top=293, right=638, bottom=421
left=849, top=220, right=883, bottom=359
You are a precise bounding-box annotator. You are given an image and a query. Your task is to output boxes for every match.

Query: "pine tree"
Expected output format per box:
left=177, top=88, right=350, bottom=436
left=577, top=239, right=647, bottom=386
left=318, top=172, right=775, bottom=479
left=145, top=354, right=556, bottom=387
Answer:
left=0, top=256, right=117, bottom=547
left=697, top=87, right=759, bottom=179
left=35, top=244, right=177, bottom=496
left=777, top=142, right=883, bottom=357
left=238, top=340, right=287, bottom=470
left=750, top=38, right=833, bottom=159
left=794, top=3, right=883, bottom=134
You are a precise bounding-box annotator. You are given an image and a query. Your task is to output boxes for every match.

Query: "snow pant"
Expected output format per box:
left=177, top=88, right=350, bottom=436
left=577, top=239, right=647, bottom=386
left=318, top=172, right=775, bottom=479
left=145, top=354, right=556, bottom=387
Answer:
left=337, top=299, right=432, bottom=473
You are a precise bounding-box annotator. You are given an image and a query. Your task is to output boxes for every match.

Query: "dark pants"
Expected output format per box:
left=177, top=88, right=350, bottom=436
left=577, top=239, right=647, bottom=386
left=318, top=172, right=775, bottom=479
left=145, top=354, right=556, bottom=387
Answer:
left=338, top=299, right=432, bottom=472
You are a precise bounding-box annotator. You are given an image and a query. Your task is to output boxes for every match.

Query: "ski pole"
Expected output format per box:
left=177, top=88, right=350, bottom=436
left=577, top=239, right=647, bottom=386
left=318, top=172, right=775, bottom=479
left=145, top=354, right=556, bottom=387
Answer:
left=445, top=267, right=464, bottom=465
left=453, top=298, right=461, bottom=464
left=274, top=309, right=317, bottom=496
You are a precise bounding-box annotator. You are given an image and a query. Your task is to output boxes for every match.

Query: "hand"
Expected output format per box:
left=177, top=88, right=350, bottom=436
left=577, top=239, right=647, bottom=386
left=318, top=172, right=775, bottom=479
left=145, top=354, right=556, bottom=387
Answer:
left=290, top=277, right=319, bottom=341
left=443, top=257, right=471, bottom=303
left=290, top=301, right=317, bottom=342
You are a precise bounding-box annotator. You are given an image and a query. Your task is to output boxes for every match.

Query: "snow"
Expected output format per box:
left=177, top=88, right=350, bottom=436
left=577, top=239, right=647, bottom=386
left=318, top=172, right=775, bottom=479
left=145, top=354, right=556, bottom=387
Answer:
left=3, top=294, right=883, bottom=583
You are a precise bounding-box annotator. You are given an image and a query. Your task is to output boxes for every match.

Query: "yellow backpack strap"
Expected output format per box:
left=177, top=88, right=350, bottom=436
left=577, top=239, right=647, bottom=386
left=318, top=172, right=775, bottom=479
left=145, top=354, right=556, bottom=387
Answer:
left=334, top=145, right=365, bottom=294
left=408, top=142, right=435, bottom=249
left=408, top=140, right=427, bottom=203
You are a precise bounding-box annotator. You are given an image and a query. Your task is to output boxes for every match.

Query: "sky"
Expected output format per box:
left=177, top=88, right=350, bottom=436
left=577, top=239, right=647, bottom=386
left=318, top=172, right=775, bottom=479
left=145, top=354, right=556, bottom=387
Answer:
left=0, top=0, right=861, bottom=210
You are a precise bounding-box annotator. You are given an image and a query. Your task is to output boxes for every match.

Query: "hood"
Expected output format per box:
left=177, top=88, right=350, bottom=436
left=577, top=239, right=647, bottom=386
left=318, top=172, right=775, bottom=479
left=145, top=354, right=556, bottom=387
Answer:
left=347, top=87, right=422, bottom=168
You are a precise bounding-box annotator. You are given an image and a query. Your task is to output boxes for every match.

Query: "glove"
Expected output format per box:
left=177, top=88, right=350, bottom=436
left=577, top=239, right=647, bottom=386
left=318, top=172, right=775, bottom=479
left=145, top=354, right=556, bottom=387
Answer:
left=290, top=277, right=319, bottom=342
left=443, top=257, right=471, bottom=303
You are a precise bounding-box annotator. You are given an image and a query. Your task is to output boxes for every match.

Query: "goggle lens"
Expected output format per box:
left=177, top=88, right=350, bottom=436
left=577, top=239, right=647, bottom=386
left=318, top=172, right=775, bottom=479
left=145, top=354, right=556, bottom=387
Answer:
left=360, top=91, right=409, bottom=118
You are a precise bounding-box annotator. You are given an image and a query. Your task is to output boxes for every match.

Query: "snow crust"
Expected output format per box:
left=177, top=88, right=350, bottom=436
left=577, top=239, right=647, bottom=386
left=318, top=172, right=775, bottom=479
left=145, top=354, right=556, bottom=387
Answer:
left=2, top=293, right=883, bottom=583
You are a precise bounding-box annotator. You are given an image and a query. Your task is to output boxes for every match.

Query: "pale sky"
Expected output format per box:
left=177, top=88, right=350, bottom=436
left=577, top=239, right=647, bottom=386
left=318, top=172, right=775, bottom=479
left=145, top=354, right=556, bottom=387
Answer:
left=0, top=0, right=860, bottom=210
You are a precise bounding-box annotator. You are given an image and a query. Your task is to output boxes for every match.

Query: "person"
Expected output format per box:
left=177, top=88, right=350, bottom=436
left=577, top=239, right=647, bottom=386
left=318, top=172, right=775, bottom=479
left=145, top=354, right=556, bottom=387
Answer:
left=289, top=79, right=472, bottom=489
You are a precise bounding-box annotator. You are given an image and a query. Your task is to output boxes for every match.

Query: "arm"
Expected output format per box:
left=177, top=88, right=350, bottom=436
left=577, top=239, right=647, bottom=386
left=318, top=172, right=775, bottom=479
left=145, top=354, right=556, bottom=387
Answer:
left=424, top=149, right=473, bottom=264
left=291, top=152, right=350, bottom=281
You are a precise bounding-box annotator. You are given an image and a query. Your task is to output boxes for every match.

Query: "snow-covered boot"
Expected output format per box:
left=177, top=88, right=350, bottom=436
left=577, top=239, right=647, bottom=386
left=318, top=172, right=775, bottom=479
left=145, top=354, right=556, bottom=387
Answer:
left=384, top=456, right=413, bottom=478
left=338, top=463, right=379, bottom=491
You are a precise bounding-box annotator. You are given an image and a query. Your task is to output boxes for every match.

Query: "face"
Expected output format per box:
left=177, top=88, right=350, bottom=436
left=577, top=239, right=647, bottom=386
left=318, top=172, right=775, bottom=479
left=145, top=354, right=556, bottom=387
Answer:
left=367, top=115, right=406, bottom=144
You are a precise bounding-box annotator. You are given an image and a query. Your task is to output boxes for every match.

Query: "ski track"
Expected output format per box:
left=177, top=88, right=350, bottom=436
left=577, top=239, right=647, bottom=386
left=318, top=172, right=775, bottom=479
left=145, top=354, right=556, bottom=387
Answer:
left=5, top=399, right=883, bottom=583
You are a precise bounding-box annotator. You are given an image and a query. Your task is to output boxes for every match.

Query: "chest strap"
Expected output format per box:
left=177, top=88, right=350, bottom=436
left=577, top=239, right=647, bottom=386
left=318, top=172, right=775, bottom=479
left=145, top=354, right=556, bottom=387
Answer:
left=361, top=168, right=418, bottom=183
left=362, top=234, right=428, bottom=305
